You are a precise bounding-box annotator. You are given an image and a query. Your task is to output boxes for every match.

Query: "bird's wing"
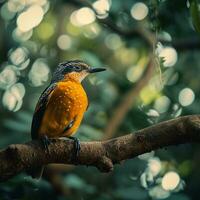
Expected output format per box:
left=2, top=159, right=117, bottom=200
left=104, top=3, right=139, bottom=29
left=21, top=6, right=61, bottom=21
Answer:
left=86, top=101, right=89, bottom=111
left=31, top=83, right=57, bottom=139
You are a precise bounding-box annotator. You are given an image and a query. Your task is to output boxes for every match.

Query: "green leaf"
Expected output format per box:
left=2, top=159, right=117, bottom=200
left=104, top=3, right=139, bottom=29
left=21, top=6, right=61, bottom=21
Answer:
left=190, top=0, right=200, bottom=35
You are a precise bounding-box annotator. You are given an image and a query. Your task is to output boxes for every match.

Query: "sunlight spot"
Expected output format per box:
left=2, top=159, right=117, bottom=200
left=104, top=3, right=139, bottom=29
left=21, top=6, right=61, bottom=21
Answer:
left=162, top=171, right=180, bottom=191
left=18, top=59, right=30, bottom=70
left=127, top=65, right=143, bottom=83
left=131, top=2, right=148, bottom=20
left=2, top=83, right=25, bottom=112
left=1, top=3, right=16, bottom=20
left=148, top=157, right=162, bottom=176
left=10, top=83, right=25, bottom=101
left=154, top=96, right=171, bottom=113
left=9, top=47, right=28, bottom=66
left=93, top=0, right=111, bottom=18
left=83, top=23, right=101, bottom=38
left=57, top=34, right=72, bottom=50
left=149, top=186, right=170, bottom=199
left=17, top=5, right=44, bottom=32
left=12, top=27, right=33, bottom=42
left=105, top=33, right=122, bottom=50
left=178, top=88, right=195, bottom=106
left=28, top=58, right=49, bottom=86
left=70, top=7, right=96, bottom=27
left=2, top=90, right=18, bottom=111
left=0, top=66, right=17, bottom=89
left=159, top=47, right=178, bottom=67
left=140, top=171, right=154, bottom=189
left=147, top=109, right=160, bottom=117
left=171, top=104, right=182, bottom=118
left=7, top=0, right=26, bottom=13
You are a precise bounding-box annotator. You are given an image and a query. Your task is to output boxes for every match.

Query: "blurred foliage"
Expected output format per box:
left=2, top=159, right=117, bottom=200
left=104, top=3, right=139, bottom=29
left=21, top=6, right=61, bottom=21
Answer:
left=0, top=0, right=200, bottom=199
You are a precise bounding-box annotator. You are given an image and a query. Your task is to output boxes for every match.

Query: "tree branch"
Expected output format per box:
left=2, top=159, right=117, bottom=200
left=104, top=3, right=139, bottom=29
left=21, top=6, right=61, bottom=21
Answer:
left=0, top=115, right=200, bottom=182
left=104, top=56, right=155, bottom=139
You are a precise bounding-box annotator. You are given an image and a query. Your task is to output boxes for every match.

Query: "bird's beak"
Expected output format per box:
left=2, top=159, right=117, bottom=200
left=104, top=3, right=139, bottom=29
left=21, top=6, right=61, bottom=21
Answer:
left=87, top=67, right=106, bottom=73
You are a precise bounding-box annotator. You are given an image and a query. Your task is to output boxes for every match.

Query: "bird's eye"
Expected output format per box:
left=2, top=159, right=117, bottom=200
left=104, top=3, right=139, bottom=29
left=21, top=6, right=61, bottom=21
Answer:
left=67, top=65, right=73, bottom=69
left=74, top=66, right=81, bottom=71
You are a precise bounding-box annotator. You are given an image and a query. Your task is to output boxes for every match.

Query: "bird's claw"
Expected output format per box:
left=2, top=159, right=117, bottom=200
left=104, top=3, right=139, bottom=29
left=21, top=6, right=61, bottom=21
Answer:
left=41, top=135, right=51, bottom=152
left=68, top=136, right=81, bottom=162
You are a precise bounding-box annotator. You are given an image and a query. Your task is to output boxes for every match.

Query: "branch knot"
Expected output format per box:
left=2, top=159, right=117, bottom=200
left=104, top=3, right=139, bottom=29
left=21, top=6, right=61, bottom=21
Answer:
left=96, top=156, right=114, bottom=172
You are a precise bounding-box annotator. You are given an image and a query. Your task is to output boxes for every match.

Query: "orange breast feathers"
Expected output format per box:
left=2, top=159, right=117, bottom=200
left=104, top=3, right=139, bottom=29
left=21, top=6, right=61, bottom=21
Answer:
left=38, top=81, right=88, bottom=138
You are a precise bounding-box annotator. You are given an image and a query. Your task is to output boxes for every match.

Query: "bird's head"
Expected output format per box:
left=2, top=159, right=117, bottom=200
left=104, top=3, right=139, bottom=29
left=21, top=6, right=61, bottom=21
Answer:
left=51, top=60, right=106, bottom=83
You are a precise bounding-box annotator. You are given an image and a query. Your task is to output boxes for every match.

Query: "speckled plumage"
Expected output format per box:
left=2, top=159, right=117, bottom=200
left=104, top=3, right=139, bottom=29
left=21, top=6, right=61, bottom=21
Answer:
left=31, top=61, right=89, bottom=140
left=38, top=81, right=88, bottom=138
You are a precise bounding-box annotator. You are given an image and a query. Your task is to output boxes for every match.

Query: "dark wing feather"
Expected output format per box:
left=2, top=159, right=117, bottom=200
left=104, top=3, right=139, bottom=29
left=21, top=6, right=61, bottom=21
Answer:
left=86, top=101, right=89, bottom=111
left=31, top=83, right=57, bottom=139
left=62, top=117, right=76, bottom=134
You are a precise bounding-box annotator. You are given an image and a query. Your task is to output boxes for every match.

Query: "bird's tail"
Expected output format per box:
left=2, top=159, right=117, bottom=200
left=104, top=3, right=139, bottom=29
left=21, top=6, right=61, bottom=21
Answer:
left=26, top=166, right=44, bottom=179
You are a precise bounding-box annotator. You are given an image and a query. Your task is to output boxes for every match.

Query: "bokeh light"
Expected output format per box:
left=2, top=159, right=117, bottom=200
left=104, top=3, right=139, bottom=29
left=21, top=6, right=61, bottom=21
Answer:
left=178, top=88, right=195, bottom=106
left=57, top=34, right=72, bottom=50
left=17, top=5, right=44, bottom=32
left=28, top=58, right=50, bottom=86
left=0, top=65, right=17, bottom=89
left=127, top=65, right=143, bottom=83
left=140, top=171, right=154, bottom=189
left=158, top=46, right=178, bottom=67
left=0, top=3, right=16, bottom=21
left=131, top=2, right=148, bottom=20
left=12, top=27, right=33, bottom=42
left=9, top=47, right=29, bottom=66
left=162, top=171, right=180, bottom=191
left=70, top=7, right=96, bottom=27
left=105, top=33, right=122, bottom=50
left=149, top=186, right=170, bottom=199
left=2, top=83, right=25, bottom=112
left=154, top=96, right=171, bottom=113
left=83, top=23, right=101, bottom=38
left=10, top=82, right=25, bottom=101
left=148, top=157, right=162, bottom=177
left=172, top=104, right=183, bottom=118
left=93, top=0, right=111, bottom=18
left=7, top=0, right=26, bottom=13
left=147, top=109, right=160, bottom=117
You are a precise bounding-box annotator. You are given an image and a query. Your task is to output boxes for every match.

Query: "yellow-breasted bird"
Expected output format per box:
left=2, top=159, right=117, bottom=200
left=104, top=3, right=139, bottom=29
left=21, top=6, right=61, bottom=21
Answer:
left=30, top=60, right=106, bottom=178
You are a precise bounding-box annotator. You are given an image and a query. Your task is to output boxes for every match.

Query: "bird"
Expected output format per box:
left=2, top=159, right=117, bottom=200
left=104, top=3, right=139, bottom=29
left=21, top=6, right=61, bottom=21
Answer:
left=29, top=60, right=106, bottom=178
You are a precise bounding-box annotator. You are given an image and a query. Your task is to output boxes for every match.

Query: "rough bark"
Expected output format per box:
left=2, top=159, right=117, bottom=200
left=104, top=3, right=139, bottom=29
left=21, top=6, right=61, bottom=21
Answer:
left=0, top=115, right=200, bottom=182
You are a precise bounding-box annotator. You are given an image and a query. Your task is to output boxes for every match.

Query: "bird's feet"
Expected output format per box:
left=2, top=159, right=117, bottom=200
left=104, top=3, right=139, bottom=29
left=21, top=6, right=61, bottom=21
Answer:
left=41, top=135, right=51, bottom=152
left=68, top=136, right=81, bottom=163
